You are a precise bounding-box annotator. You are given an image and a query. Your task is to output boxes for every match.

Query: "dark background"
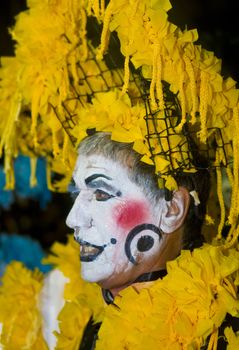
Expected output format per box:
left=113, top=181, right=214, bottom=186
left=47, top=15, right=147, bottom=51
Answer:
left=0, top=0, right=238, bottom=250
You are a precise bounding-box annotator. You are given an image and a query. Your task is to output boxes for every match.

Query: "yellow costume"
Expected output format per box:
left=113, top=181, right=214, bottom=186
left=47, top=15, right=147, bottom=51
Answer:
left=1, top=0, right=239, bottom=349
left=1, top=236, right=239, bottom=349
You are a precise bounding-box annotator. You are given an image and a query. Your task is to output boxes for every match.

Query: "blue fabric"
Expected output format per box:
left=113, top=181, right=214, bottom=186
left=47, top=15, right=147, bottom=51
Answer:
left=0, top=233, right=52, bottom=274
left=0, top=155, right=52, bottom=209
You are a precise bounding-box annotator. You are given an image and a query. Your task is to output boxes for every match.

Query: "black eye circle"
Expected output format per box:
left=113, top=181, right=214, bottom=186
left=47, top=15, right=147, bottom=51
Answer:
left=125, top=224, right=162, bottom=265
left=137, top=235, right=154, bottom=252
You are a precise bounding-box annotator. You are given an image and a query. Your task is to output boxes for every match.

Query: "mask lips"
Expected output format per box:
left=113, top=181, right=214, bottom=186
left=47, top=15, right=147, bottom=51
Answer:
left=75, top=238, right=106, bottom=262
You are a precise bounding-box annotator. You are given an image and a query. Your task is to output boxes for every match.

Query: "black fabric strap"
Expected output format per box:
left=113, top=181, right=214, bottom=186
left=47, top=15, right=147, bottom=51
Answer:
left=134, top=269, right=167, bottom=283
left=79, top=317, right=101, bottom=350
left=102, top=269, right=167, bottom=305
left=101, top=288, right=115, bottom=305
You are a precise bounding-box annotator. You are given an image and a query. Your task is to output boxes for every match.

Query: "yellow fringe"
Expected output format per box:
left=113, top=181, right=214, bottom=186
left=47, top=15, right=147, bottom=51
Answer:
left=80, top=8, right=88, bottom=61
left=46, top=163, right=54, bottom=192
left=60, top=62, right=70, bottom=101
left=63, top=132, right=69, bottom=163
left=224, top=224, right=239, bottom=248
left=30, top=157, right=37, bottom=188
left=176, top=72, right=186, bottom=131
left=97, top=1, right=113, bottom=59
left=225, top=167, right=234, bottom=240
left=225, top=222, right=236, bottom=246
left=228, top=107, right=239, bottom=228
left=207, top=328, right=218, bottom=350
left=92, top=0, right=100, bottom=18
left=216, top=153, right=225, bottom=240
left=69, top=53, right=78, bottom=85
left=150, top=43, right=160, bottom=110
left=121, top=0, right=139, bottom=96
left=199, top=71, right=208, bottom=143
left=156, top=51, right=164, bottom=110
left=0, top=91, right=21, bottom=157
left=223, top=277, right=237, bottom=298
left=226, top=166, right=234, bottom=188
left=31, top=79, right=44, bottom=146
left=226, top=105, right=239, bottom=246
left=4, top=154, right=15, bottom=190
left=52, top=128, right=60, bottom=157
left=100, top=0, right=105, bottom=17
left=184, top=55, right=197, bottom=124
left=121, top=55, right=130, bottom=96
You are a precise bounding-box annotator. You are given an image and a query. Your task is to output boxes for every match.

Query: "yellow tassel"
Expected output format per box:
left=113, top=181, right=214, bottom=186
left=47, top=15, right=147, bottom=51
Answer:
left=175, top=60, right=187, bottom=132
left=87, top=0, right=93, bottom=15
left=60, top=62, right=70, bottom=101
left=176, top=72, right=186, bottom=131
left=226, top=166, right=234, bottom=188
left=224, top=224, right=239, bottom=248
left=0, top=92, right=21, bottom=157
left=46, top=163, right=54, bottom=192
left=225, top=167, right=234, bottom=239
left=31, top=79, right=44, bottom=145
left=52, top=128, right=60, bottom=157
left=70, top=53, right=79, bottom=87
left=228, top=107, right=239, bottom=227
left=227, top=223, right=236, bottom=245
left=156, top=51, right=164, bottom=110
left=207, top=329, right=218, bottom=350
left=226, top=114, right=239, bottom=246
left=121, top=0, right=139, bottom=96
left=4, top=154, right=15, bottom=190
left=100, top=0, right=105, bottom=17
left=199, top=71, right=208, bottom=143
left=93, top=0, right=100, bottom=18
left=80, top=8, right=88, bottom=61
left=184, top=55, right=197, bottom=124
left=216, top=153, right=225, bottom=240
left=97, top=1, right=113, bottom=59
left=30, top=157, right=37, bottom=188
left=63, top=132, right=69, bottom=163
left=121, top=55, right=130, bottom=96
left=150, top=43, right=160, bottom=110
left=223, top=277, right=237, bottom=298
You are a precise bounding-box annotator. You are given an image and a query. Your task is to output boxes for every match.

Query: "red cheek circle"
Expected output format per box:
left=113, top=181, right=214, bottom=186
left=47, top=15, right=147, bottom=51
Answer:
left=112, top=200, right=150, bottom=231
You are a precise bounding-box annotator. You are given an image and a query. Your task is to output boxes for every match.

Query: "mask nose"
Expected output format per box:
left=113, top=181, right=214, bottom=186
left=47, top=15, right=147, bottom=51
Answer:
left=66, top=190, right=93, bottom=230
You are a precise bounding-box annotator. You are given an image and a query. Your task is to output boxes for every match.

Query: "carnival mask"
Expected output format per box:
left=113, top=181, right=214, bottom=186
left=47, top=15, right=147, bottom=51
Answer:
left=66, top=154, right=188, bottom=290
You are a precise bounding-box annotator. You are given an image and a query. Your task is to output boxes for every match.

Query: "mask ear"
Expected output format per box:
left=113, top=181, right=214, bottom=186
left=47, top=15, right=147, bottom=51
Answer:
left=159, top=187, right=190, bottom=234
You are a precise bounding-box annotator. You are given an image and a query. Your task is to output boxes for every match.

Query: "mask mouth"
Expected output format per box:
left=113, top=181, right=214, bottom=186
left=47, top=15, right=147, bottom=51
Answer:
left=76, top=238, right=105, bottom=262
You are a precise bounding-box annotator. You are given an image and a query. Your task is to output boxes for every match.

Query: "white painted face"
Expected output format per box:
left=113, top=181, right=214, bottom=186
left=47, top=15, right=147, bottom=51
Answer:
left=66, top=154, right=173, bottom=290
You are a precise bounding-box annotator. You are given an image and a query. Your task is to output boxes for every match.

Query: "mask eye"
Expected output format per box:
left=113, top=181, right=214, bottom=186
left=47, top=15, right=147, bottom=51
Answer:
left=94, top=189, right=114, bottom=201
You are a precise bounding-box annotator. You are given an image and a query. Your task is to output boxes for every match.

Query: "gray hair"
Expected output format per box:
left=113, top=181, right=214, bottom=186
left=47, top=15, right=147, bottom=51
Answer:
left=78, top=132, right=164, bottom=203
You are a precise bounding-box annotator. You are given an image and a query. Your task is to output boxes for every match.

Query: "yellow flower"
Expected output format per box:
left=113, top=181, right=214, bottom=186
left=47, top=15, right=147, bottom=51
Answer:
left=54, top=300, right=92, bottom=350
left=224, top=327, right=239, bottom=350
left=95, top=244, right=239, bottom=350
left=0, top=262, right=48, bottom=349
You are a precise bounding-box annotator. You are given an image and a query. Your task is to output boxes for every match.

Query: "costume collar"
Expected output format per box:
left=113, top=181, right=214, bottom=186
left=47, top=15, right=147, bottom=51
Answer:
left=102, top=269, right=167, bottom=305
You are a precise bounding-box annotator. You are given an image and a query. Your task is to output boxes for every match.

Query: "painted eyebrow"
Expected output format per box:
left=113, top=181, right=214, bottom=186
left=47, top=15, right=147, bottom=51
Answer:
left=85, top=174, right=112, bottom=184
left=85, top=174, right=122, bottom=196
